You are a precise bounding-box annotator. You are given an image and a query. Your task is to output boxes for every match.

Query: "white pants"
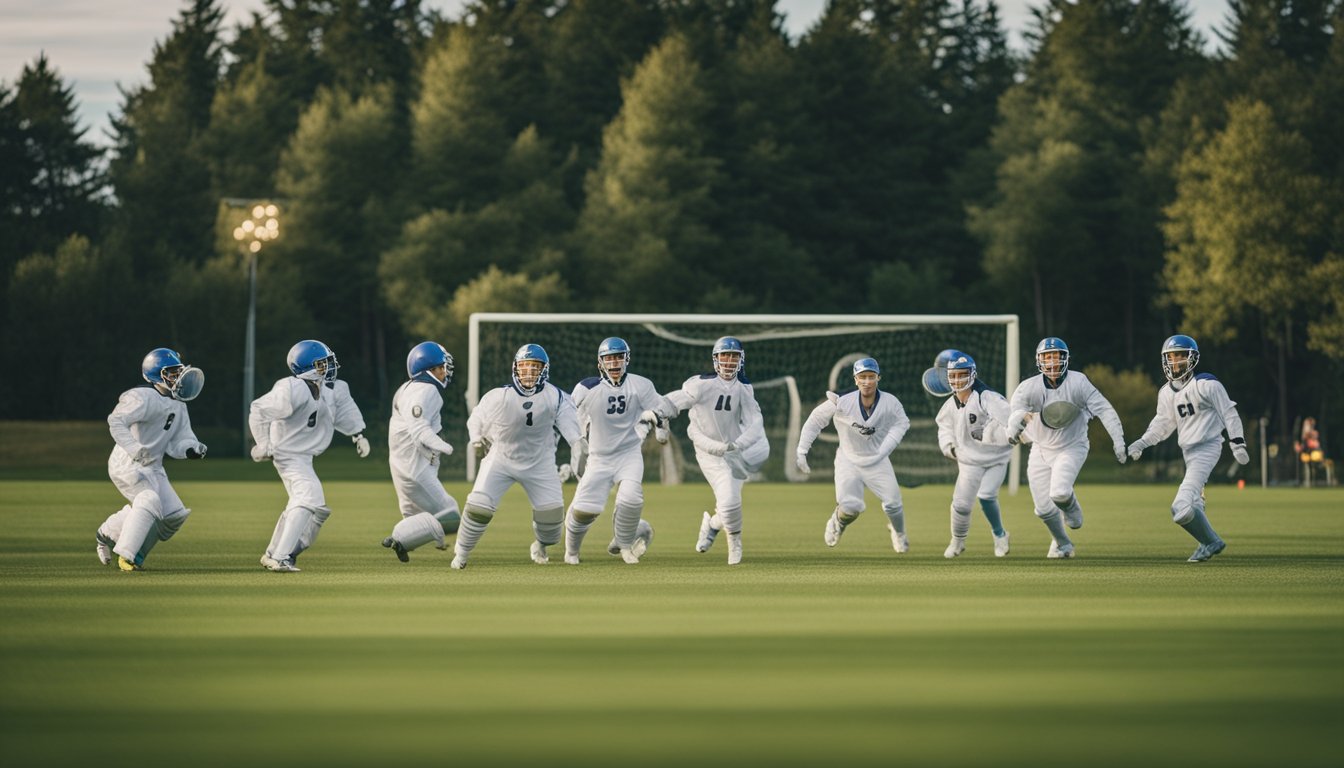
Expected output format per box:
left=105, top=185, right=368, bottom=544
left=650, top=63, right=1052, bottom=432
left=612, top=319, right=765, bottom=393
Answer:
left=108, top=451, right=186, bottom=515
left=834, top=452, right=902, bottom=514
left=102, top=451, right=190, bottom=560
left=952, top=461, right=1008, bottom=514
left=696, top=451, right=745, bottom=514
left=1172, top=441, right=1221, bottom=524
left=467, top=452, right=564, bottom=512
left=570, top=450, right=644, bottom=514
left=274, top=453, right=327, bottom=509
left=392, top=460, right=458, bottom=519
left=1026, top=442, right=1088, bottom=516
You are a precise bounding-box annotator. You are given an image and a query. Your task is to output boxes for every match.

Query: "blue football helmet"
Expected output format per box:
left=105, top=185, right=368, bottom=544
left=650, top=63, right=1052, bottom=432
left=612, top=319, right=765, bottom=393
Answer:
left=513, top=343, right=550, bottom=395
left=1161, top=334, right=1199, bottom=384
left=1035, top=337, right=1069, bottom=377
left=852, top=357, right=881, bottom=377
left=934, top=348, right=961, bottom=368
left=597, top=337, right=631, bottom=385
left=407, top=341, right=453, bottom=387
left=712, top=336, right=745, bottom=380
left=288, top=340, right=339, bottom=383
left=142, top=348, right=204, bottom=401
left=946, top=351, right=977, bottom=393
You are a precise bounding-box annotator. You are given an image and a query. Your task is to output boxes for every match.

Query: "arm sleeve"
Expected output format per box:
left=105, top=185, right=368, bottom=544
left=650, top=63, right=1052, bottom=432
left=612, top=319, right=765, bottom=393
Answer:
left=332, top=382, right=367, bottom=436
left=1084, top=378, right=1126, bottom=447
left=554, top=388, right=582, bottom=448
left=107, top=391, right=149, bottom=454
left=408, top=389, right=454, bottom=455
left=935, top=400, right=955, bottom=454
left=979, top=391, right=1014, bottom=446
left=1205, top=381, right=1246, bottom=442
left=1134, top=390, right=1176, bottom=449
left=686, top=420, right=728, bottom=456
left=797, top=400, right=836, bottom=456
left=1007, top=381, right=1036, bottom=436
left=638, top=379, right=678, bottom=421
left=249, top=380, right=295, bottom=448
left=167, top=408, right=201, bottom=459
left=868, top=398, right=910, bottom=461
left=736, top=389, right=767, bottom=450
left=466, top=392, right=489, bottom=444
left=664, top=377, right=699, bottom=415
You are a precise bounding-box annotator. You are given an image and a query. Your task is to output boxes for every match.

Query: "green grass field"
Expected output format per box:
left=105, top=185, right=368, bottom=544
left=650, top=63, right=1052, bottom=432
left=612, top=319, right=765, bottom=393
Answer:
left=2, top=475, right=1341, bottom=767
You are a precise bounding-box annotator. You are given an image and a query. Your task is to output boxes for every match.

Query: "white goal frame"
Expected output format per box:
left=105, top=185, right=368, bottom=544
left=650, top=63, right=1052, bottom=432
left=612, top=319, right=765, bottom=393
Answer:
left=467, top=313, right=1020, bottom=493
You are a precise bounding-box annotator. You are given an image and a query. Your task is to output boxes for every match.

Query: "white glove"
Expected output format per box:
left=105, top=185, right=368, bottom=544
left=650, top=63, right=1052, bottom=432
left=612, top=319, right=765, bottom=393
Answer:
left=185, top=442, right=208, bottom=460
left=1113, top=443, right=1127, bottom=464
left=1127, top=440, right=1144, bottom=462
left=557, top=463, right=574, bottom=482
left=1231, top=441, right=1250, bottom=466
left=795, top=453, right=810, bottom=474
left=1006, top=415, right=1029, bottom=446
left=654, top=421, right=669, bottom=445
left=251, top=443, right=272, bottom=462
left=941, top=444, right=957, bottom=461
left=131, top=446, right=156, bottom=466
left=725, top=441, right=738, bottom=454
left=352, top=434, right=371, bottom=458
left=472, top=439, right=491, bottom=460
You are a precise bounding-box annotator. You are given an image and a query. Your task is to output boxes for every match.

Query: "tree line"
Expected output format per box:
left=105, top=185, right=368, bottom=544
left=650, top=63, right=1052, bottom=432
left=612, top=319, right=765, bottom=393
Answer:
left=2, top=0, right=1341, bottom=474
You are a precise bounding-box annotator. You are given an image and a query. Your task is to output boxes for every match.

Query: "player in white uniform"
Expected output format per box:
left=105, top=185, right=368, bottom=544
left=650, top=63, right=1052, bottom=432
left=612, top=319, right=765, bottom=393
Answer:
left=95, top=348, right=207, bottom=571
left=664, top=337, right=769, bottom=565
left=934, top=351, right=1013, bottom=558
left=1006, top=337, right=1127, bottom=558
left=381, top=341, right=462, bottom=562
left=1126, top=335, right=1248, bottom=561
left=795, top=357, right=912, bottom=552
left=456, top=344, right=582, bottom=569
left=250, top=340, right=370, bottom=573
left=563, top=337, right=677, bottom=565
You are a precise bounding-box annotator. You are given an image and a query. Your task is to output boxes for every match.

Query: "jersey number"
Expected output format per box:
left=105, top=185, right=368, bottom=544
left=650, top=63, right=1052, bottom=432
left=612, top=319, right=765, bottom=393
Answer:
left=525, top=411, right=534, bottom=427
left=307, top=412, right=318, bottom=428
left=607, top=395, right=627, bottom=415
left=715, top=395, right=733, bottom=411
left=163, top=413, right=175, bottom=431
left=1177, top=403, right=1198, bottom=418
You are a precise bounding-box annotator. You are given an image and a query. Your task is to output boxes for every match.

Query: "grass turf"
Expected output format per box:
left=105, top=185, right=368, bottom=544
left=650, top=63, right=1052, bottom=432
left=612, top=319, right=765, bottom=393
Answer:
left=1, top=476, right=1341, bottom=767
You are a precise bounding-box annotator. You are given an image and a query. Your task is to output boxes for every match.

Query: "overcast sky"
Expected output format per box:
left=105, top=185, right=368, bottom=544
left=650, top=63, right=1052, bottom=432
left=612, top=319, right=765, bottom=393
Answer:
left=1, top=0, right=1232, bottom=147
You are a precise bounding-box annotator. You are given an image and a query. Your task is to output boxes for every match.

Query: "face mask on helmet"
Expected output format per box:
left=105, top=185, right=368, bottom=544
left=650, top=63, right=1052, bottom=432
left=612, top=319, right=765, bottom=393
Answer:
left=712, top=337, right=745, bottom=380
left=947, top=355, right=977, bottom=393
left=1035, top=338, right=1069, bottom=378
left=512, top=344, right=550, bottom=394
left=597, top=338, right=630, bottom=385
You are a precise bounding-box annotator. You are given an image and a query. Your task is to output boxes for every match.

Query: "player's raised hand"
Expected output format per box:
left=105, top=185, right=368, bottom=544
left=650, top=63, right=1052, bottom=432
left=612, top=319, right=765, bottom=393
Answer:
left=352, top=433, right=371, bottom=458
left=185, top=442, right=208, bottom=460
left=795, top=453, right=810, bottom=474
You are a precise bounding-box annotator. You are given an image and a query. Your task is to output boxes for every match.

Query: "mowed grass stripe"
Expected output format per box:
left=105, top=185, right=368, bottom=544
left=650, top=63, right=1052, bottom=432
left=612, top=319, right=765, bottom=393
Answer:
left=1, top=480, right=1341, bottom=767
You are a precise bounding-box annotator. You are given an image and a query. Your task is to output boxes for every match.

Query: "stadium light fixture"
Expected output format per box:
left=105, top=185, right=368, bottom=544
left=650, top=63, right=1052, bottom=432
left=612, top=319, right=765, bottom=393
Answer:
left=235, top=203, right=281, bottom=455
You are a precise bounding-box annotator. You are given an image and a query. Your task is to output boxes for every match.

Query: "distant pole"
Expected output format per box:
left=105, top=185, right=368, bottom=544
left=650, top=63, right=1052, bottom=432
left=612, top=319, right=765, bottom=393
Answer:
left=1259, top=416, right=1268, bottom=488
left=233, top=203, right=281, bottom=456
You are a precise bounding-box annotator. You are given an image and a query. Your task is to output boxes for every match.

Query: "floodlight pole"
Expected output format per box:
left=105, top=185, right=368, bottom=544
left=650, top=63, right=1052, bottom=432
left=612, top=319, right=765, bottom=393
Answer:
left=243, top=251, right=257, bottom=455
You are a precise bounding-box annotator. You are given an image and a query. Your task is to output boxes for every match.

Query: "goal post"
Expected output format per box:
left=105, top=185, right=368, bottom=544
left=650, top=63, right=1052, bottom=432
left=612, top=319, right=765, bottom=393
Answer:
left=467, top=313, right=1020, bottom=493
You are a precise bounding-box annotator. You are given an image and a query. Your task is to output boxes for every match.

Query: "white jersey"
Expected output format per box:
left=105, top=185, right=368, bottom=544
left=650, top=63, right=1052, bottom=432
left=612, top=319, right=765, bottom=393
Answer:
left=1135, top=373, right=1245, bottom=452
left=249, top=377, right=367, bottom=457
left=1009, top=371, right=1124, bottom=451
left=935, top=382, right=1013, bottom=466
left=107, top=385, right=200, bottom=464
left=571, top=373, right=675, bottom=458
left=666, top=373, right=766, bottom=453
left=389, top=374, right=455, bottom=469
left=797, top=389, right=910, bottom=465
left=468, top=381, right=581, bottom=465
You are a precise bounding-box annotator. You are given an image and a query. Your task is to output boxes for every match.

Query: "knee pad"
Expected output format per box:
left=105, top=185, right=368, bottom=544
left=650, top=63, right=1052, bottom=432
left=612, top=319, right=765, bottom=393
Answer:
left=836, top=506, right=861, bottom=524
left=614, top=482, right=644, bottom=510
left=951, top=502, right=972, bottom=517
left=394, top=511, right=446, bottom=551
left=434, top=508, right=461, bottom=534
left=1171, top=499, right=1196, bottom=526
left=533, top=506, right=565, bottom=545
left=463, top=503, right=495, bottom=525
left=312, top=506, right=332, bottom=526
left=132, top=489, right=163, bottom=519
left=1050, top=493, right=1073, bottom=507
left=568, top=508, right=600, bottom=525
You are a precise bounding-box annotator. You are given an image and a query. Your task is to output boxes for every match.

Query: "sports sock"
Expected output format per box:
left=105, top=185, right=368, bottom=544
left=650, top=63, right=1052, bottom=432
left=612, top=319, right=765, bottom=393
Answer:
left=1179, top=505, right=1221, bottom=546
left=884, top=505, right=906, bottom=535
left=1039, top=508, right=1071, bottom=546
left=979, top=498, right=1005, bottom=537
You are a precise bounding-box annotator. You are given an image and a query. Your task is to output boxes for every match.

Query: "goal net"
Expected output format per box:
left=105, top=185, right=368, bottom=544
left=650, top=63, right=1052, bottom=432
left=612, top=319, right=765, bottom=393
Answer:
left=466, top=314, right=1020, bottom=492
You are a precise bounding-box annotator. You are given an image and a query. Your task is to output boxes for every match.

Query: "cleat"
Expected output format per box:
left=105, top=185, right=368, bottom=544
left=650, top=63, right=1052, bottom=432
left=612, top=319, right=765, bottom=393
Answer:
left=824, top=511, right=844, bottom=547
left=1062, top=503, right=1084, bottom=530
left=450, top=554, right=467, bottom=570
left=607, top=539, right=621, bottom=557
left=726, top=532, right=743, bottom=565
left=530, top=540, right=549, bottom=565
left=1046, top=540, right=1075, bottom=559
left=944, top=537, right=966, bottom=558
left=267, top=558, right=300, bottom=572
left=564, top=553, right=580, bottom=566
left=887, top=524, right=909, bottom=554
left=620, top=547, right=641, bottom=564
left=632, top=520, right=654, bottom=558
left=1188, top=539, right=1226, bottom=562
left=260, top=555, right=280, bottom=570
left=696, top=511, right=719, bottom=553
left=993, top=530, right=1011, bottom=558
left=116, top=556, right=141, bottom=572
left=383, top=536, right=409, bottom=563
left=96, top=536, right=113, bottom=566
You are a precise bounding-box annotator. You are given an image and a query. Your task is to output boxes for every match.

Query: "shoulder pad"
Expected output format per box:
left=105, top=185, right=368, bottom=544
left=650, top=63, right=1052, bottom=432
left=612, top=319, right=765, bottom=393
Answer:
left=578, top=376, right=602, bottom=389
left=738, top=374, right=752, bottom=385
left=1194, top=372, right=1218, bottom=382
left=972, top=380, right=989, bottom=394
left=698, top=373, right=717, bottom=380
left=834, top=386, right=857, bottom=397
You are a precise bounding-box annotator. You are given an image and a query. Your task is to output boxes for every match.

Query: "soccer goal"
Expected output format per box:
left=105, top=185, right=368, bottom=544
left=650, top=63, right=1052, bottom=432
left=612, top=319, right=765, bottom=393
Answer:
left=467, top=313, right=1020, bottom=492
